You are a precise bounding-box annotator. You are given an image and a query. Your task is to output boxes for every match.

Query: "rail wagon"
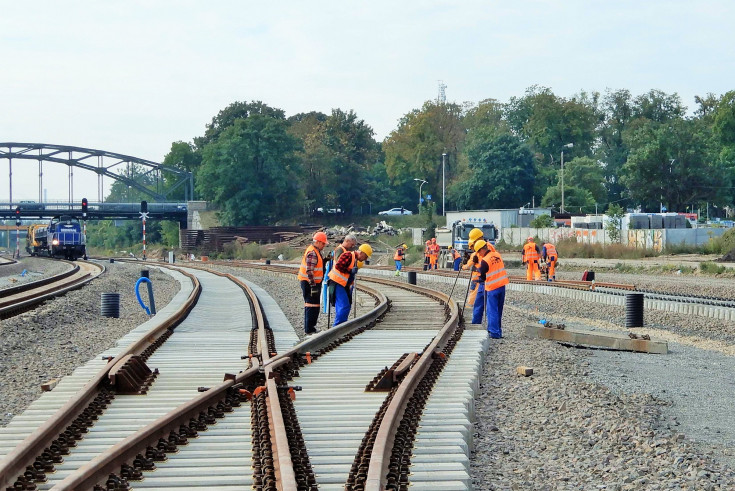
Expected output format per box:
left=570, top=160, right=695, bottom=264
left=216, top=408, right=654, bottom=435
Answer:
left=25, top=224, right=46, bottom=256
left=30, top=215, right=86, bottom=260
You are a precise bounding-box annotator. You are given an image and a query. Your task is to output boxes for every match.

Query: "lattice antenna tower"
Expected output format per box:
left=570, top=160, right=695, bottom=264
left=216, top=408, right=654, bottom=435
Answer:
left=437, top=80, right=447, bottom=104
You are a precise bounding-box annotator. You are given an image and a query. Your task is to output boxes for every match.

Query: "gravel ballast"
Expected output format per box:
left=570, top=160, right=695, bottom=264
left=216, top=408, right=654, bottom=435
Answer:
left=231, top=263, right=735, bottom=490
left=4, top=258, right=735, bottom=489
left=0, top=259, right=181, bottom=426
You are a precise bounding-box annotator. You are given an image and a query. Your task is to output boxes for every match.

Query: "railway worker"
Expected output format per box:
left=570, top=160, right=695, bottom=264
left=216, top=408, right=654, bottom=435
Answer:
left=474, top=240, right=509, bottom=338
left=451, top=248, right=462, bottom=271
left=423, top=240, right=431, bottom=271
left=467, top=239, right=497, bottom=324
left=298, top=231, right=328, bottom=335
left=429, top=238, right=439, bottom=270
left=328, top=243, right=373, bottom=327
left=333, top=234, right=356, bottom=264
left=542, top=241, right=558, bottom=281
left=522, top=236, right=541, bottom=281
left=393, top=243, right=407, bottom=276
left=463, top=228, right=486, bottom=312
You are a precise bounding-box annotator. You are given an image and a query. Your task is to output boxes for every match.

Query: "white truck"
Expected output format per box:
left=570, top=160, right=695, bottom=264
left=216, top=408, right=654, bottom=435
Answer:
left=435, top=220, right=498, bottom=268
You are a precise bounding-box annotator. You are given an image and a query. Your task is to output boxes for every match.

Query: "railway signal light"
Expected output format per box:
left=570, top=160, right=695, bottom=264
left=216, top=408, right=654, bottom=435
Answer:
left=15, top=206, right=21, bottom=226
left=81, top=198, right=88, bottom=218
left=140, top=200, right=148, bottom=213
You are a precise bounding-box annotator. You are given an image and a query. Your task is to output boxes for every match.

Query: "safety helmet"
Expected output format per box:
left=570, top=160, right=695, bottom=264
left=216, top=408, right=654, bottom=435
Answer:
left=313, top=231, right=328, bottom=243
left=473, top=240, right=487, bottom=252
left=401, top=243, right=407, bottom=248
left=468, top=228, right=484, bottom=242
left=527, top=236, right=534, bottom=242
left=358, top=243, right=373, bottom=258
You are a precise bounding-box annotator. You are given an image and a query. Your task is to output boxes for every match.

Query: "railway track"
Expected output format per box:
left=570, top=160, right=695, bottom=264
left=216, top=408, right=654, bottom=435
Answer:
left=0, top=259, right=104, bottom=319
left=0, top=262, right=487, bottom=490
left=362, top=264, right=735, bottom=320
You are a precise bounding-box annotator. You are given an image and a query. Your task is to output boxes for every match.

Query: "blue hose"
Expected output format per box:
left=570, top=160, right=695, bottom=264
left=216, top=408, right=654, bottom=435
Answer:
left=135, top=277, right=152, bottom=315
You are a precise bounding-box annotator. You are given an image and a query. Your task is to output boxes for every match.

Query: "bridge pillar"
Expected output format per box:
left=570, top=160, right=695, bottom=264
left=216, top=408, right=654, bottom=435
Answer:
left=186, top=201, right=207, bottom=231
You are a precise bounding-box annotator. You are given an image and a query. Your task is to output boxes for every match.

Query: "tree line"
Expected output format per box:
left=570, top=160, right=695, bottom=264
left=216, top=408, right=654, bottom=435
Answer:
left=153, top=87, right=735, bottom=225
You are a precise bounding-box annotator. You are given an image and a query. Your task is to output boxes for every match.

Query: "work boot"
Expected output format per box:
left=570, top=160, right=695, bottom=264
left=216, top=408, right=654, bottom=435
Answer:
left=395, top=270, right=400, bottom=276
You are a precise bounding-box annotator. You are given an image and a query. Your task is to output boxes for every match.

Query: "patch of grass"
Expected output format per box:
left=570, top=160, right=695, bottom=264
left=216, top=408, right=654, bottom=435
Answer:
left=700, top=261, right=728, bottom=275
left=557, top=237, right=659, bottom=260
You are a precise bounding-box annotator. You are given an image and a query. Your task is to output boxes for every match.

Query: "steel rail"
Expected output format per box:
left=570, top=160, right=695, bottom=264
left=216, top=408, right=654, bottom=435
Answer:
left=362, top=278, right=461, bottom=491
left=49, top=266, right=292, bottom=490
left=0, top=260, right=105, bottom=319
left=0, top=267, right=201, bottom=490
left=0, top=256, right=18, bottom=266
left=0, top=258, right=79, bottom=298
left=52, top=368, right=260, bottom=490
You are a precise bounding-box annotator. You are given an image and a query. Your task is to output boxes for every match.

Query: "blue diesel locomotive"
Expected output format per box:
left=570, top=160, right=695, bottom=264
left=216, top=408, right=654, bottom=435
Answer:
left=30, top=215, right=86, bottom=260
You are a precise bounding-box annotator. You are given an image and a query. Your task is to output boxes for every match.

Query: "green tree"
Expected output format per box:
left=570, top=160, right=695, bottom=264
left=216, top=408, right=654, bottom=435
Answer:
left=597, top=89, right=634, bottom=205
left=161, top=141, right=201, bottom=200
left=451, top=132, right=534, bottom=209
left=384, top=101, right=466, bottom=213
left=505, top=86, right=600, bottom=197
left=288, top=111, right=330, bottom=213
left=542, top=156, right=607, bottom=213
left=621, top=118, right=725, bottom=212
left=632, top=89, right=685, bottom=122
left=194, top=101, right=286, bottom=149
left=530, top=214, right=553, bottom=228
left=106, top=163, right=156, bottom=203
left=321, top=109, right=380, bottom=214
left=605, top=203, right=625, bottom=243
left=196, top=114, right=302, bottom=225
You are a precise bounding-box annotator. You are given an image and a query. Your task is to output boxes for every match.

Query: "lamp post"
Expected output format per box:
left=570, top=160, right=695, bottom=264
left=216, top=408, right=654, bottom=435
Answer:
left=560, top=143, right=573, bottom=213
left=414, top=178, right=427, bottom=212
left=442, top=153, right=447, bottom=216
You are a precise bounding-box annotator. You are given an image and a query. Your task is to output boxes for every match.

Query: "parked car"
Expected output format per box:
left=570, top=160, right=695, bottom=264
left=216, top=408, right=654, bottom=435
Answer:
left=378, top=207, right=412, bottom=216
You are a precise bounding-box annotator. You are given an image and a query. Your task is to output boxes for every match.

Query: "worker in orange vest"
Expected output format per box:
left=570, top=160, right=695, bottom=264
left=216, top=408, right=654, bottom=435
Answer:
left=297, top=231, right=327, bottom=335
left=463, top=228, right=486, bottom=313
left=429, top=238, right=439, bottom=270
left=328, top=244, right=373, bottom=326
left=474, top=240, right=509, bottom=338
left=542, top=242, right=558, bottom=281
left=423, top=240, right=431, bottom=271
left=393, top=243, right=407, bottom=276
left=522, top=236, right=541, bottom=281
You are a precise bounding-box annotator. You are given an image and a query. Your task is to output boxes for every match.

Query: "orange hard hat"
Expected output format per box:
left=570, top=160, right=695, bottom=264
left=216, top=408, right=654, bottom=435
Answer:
left=527, top=236, right=534, bottom=242
left=313, top=232, right=328, bottom=243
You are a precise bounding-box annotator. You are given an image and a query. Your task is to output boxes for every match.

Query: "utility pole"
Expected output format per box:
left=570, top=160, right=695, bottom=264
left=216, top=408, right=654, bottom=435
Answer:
left=561, top=143, right=573, bottom=213
left=442, top=153, right=447, bottom=216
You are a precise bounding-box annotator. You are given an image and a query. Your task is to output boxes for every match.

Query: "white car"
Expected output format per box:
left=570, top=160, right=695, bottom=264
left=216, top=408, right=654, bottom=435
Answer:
left=378, top=207, right=413, bottom=216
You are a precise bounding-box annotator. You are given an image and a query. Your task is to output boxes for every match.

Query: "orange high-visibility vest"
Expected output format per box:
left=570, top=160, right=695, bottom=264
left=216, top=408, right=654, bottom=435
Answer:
left=328, top=251, right=357, bottom=287
left=394, top=247, right=404, bottom=261
left=543, top=243, right=557, bottom=259
left=482, top=252, right=509, bottom=291
left=523, top=242, right=539, bottom=262
left=298, top=245, right=324, bottom=283
left=452, top=249, right=461, bottom=260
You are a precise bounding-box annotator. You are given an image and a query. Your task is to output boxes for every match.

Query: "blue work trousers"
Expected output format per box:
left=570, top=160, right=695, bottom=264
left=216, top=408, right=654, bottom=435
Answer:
left=395, top=260, right=403, bottom=271
left=471, top=283, right=486, bottom=324
left=333, top=284, right=352, bottom=327
left=486, top=286, right=506, bottom=338
left=453, top=257, right=461, bottom=271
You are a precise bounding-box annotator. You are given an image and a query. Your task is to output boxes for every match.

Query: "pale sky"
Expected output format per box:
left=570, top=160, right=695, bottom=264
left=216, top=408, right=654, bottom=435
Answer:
left=1, top=1, right=733, bottom=201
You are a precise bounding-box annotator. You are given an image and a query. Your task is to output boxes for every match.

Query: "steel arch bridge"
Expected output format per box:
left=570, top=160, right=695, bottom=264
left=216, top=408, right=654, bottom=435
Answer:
left=0, top=142, right=194, bottom=203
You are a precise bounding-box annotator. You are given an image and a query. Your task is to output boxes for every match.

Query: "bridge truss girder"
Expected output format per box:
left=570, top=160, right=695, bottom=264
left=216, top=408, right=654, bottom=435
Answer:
left=0, top=142, right=194, bottom=203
